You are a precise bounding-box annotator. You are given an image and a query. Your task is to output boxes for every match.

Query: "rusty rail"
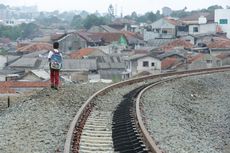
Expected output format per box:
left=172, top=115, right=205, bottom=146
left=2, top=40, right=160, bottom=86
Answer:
left=64, top=66, right=230, bottom=153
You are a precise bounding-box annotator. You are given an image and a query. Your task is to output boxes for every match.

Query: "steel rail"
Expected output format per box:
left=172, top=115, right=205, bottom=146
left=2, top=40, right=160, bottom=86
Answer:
left=64, top=66, right=230, bottom=153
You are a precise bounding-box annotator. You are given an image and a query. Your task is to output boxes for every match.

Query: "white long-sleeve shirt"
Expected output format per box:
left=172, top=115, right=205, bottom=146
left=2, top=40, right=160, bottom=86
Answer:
left=48, top=49, right=63, bottom=61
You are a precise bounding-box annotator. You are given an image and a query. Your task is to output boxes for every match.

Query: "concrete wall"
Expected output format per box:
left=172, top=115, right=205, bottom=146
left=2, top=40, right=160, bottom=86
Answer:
left=0, top=55, right=7, bottom=69
left=189, top=23, right=216, bottom=35
left=215, top=9, right=230, bottom=38
left=137, top=57, right=161, bottom=73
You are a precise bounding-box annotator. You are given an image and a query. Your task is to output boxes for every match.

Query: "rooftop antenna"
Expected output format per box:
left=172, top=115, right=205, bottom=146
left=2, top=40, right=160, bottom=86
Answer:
left=120, top=7, right=123, bottom=18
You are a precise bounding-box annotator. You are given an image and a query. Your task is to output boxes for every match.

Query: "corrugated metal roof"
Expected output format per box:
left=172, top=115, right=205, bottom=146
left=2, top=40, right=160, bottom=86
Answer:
left=62, top=59, right=97, bottom=70
left=30, top=70, right=50, bottom=80
left=9, top=57, right=38, bottom=68
left=23, top=50, right=49, bottom=58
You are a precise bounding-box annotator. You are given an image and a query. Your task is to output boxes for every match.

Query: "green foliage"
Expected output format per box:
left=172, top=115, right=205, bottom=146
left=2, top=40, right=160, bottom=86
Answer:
left=36, top=15, right=62, bottom=26
left=83, top=14, right=107, bottom=29
left=0, top=23, right=40, bottom=40
left=0, top=48, right=7, bottom=55
left=136, top=11, right=162, bottom=23
left=207, top=5, right=223, bottom=12
left=71, top=15, right=84, bottom=29
left=0, top=25, right=21, bottom=40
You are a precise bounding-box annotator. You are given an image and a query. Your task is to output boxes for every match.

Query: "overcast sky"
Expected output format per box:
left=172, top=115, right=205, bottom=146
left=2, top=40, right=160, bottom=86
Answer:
left=0, top=0, right=229, bottom=15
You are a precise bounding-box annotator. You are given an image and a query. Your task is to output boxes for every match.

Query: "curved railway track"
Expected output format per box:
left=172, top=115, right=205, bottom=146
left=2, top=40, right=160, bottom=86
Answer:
left=64, top=67, right=230, bottom=153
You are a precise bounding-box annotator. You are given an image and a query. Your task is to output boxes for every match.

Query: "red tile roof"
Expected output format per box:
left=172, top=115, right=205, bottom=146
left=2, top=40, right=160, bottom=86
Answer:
left=0, top=81, right=50, bottom=94
left=17, top=43, right=53, bottom=52
left=216, top=53, right=230, bottom=60
left=207, top=37, right=230, bottom=48
left=0, top=88, right=16, bottom=94
left=161, top=57, right=177, bottom=69
left=164, top=17, right=182, bottom=26
left=51, top=33, right=66, bottom=41
left=69, top=48, right=98, bottom=59
left=187, top=53, right=204, bottom=63
left=160, top=39, right=193, bottom=51
left=92, top=32, right=125, bottom=43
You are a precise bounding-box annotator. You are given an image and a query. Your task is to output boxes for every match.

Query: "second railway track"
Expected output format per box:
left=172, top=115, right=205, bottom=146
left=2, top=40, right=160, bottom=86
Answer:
left=64, top=67, right=230, bottom=153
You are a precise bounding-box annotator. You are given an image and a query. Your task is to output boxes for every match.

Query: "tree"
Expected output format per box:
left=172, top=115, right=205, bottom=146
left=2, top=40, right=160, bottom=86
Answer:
left=131, top=12, right=138, bottom=20
left=71, top=15, right=84, bottom=29
left=83, top=14, right=106, bottom=29
left=20, top=23, right=40, bottom=39
left=146, top=12, right=157, bottom=22
left=207, top=5, right=223, bottom=12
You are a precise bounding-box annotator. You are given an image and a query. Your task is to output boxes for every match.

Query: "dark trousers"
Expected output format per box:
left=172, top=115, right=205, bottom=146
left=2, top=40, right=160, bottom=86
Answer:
left=50, top=69, right=60, bottom=87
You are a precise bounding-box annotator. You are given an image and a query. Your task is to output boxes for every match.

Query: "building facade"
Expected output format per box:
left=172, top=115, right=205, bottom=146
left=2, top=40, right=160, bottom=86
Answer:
left=215, top=9, right=230, bottom=38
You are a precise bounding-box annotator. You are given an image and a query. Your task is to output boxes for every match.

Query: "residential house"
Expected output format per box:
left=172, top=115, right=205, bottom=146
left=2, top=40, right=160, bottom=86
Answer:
left=16, top=42, right=52, bottom=54
left=87, top=25, right=119, bottom=33
left=215, top=9, right=230, bottom=38
left=159, top=39, right=193, bottom=51
left=187, top=16, right=217, bottom=36
left=69, top=48, right=107, bottom=59
left=121, top=31, right=145, bottom=49
left=124, top=54, right=162, bottom=77
left=92, top=32, right=128, bottom=46
left=61, top=59, right=98, bottom=82
left=157, top=50, right=187, bottom=72
left=0, top=69, right=24, bottom=81
left=20, top=69, right=50, bottom=81
left=109, top=18, right=137, bottom=31
left=144, top=17, right=187, bottom=40
left=187, top=53, right=222, bottom=69
left=96, top=55, right=125, bottom=81
left=216, top=53, right=230, bottom=66
left=7, top=57, right=41, bottom=71
left=51, top=32, right=87, bottom=53
left=0, top=55, right=7, bottom=69
left=181, top=12, right=214, bottom=25
left=147, top=39, right=175, bottom=48
left=76, top=31, right=103, bottom=47
left=69, top=47, right=125, bottom=81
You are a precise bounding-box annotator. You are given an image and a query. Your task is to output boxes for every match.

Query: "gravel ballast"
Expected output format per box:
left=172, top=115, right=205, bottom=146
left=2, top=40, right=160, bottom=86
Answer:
left=142, top=72, right=230, bottom=153
left=0, top=83, right=107, bottom=153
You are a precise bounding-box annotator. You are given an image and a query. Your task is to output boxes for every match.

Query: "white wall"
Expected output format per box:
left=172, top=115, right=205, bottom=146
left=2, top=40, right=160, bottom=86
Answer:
left=189, top=23, right=217, bottom=35
left=137, top=56, right=161, bottom=73
left=215, top=9, right=230, bottom=38
left=0, top=55, right=6, bottom=69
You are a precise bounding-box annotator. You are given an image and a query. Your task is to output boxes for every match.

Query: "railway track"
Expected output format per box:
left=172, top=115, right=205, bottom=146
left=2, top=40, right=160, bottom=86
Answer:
left=64, top=67, right=230, bottom=153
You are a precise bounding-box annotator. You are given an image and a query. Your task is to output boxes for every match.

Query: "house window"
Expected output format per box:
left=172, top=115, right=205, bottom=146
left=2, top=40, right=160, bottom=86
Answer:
left=193, top=27, right=198, bottom=32
left=162, top=30, right=167, bottom=34
left=151, top=62, right=155, bottom=67
left=206, top=60, right=212, bottom=64
left=219, top=19, right=228, bottom=24
left=143, top=61, right=149, bottom=67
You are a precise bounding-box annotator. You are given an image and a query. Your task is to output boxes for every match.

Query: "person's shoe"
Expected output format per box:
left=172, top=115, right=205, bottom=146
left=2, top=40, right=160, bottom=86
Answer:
left=54, top=86, right=58, bottom=90
left=51, top=85, right=55, bottom=89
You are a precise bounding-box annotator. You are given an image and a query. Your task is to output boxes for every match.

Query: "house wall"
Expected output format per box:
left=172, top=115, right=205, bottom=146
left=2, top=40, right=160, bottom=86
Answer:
left=58, top=33, right=87, bottom=53
left=215, top=9, right=230, bottom=38
left=88, top=26, right=106, bottom=33
left=136, top=57, right=161, bottom=74
left=0, top=55, right=7, bottom=69
left=222, top=58, right=230, bottom=65
left=0, top=75, right=5, bottom=81
left=143, top=31, right=160, bottom=41
left=99, top=69, right=123, bottom=81
left=188, top=61, right=207, bottom=70
left=189, top=23, right=217, bottom=35
left=149, top=18, right=176, bottom=38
